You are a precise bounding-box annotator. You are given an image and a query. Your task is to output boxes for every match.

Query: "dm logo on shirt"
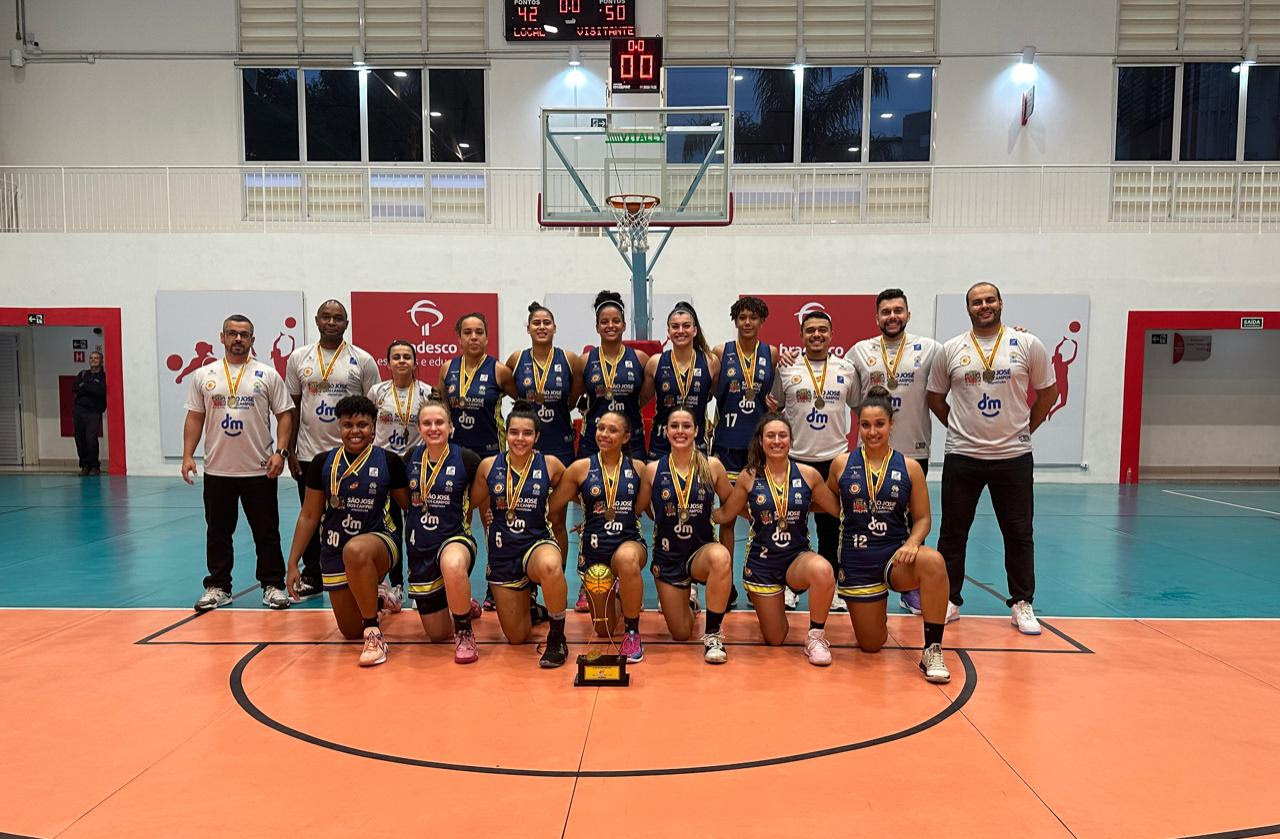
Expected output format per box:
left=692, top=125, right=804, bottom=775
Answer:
left=806, top=408, right=828, bottom=431
left=315, top=401, right=336, bottom=423
left=388, top=428, right=408, bottom=450
left=978, top=393, right=1002, bottom=418
left=221, top=414, right=244, bottom=437
left=869, top=518, right=889, bottom=537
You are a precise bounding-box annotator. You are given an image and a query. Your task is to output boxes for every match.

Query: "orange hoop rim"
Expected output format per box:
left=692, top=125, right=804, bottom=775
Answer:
left=605, top=194, right=661, bottom=213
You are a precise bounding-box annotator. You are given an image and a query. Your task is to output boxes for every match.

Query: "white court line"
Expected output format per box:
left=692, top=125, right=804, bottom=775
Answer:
left=1185, top=489, right=1280, bottom=494
left=1161, top=489, right=1280, bottom=516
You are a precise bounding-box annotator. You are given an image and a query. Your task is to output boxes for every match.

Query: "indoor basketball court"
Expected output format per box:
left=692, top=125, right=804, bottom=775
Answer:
left=3, top=0, right=1280, bottom=837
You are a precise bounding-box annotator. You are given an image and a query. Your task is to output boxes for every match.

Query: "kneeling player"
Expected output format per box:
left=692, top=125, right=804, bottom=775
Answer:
left=286, top=395, right=408, bottom=667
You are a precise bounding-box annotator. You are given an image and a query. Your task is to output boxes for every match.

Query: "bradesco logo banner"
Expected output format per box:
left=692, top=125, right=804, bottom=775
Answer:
left=749, top=294, right=879, bottom=358
left=350, top=292, right=500, bottom=380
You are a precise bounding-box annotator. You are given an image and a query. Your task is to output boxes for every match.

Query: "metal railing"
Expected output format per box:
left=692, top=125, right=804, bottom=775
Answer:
left=1, top=164, right=1277, bottom=234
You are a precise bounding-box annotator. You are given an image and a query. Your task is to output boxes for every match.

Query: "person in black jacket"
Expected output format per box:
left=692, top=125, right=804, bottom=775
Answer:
left=73, top=351, right=107, bottom=476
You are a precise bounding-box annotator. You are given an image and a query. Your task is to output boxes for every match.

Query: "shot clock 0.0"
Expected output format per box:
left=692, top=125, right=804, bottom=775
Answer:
left=505, top=0, right=635, bottom=41
left=610, top=37, right=662, bottom=93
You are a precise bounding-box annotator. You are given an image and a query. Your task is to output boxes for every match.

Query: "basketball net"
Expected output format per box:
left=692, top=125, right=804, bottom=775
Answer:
left=606, top=194, right=660, bottom=254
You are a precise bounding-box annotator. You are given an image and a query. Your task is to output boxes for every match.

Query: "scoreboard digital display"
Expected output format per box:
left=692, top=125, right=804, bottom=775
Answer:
left=505, top=0, right=635, bottom=41
left=610, top=37, right=662, bottom=93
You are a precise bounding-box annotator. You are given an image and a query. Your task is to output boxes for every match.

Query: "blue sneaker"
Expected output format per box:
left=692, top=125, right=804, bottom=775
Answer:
left=900, top=589, right=922, bottom=615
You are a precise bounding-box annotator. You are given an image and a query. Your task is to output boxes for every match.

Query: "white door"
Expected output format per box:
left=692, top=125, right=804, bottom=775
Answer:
left=0, top=333, right=23, bottom=465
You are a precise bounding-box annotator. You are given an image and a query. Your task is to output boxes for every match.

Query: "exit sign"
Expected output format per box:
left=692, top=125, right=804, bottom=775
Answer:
left=1240, top=316, right=1263, bottom=329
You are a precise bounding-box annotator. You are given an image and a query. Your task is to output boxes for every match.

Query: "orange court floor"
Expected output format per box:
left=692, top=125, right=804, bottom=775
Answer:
left=3, top=607, right=1280, bottom=839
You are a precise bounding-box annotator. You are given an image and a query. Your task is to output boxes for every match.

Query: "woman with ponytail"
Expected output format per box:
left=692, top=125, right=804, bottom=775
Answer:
left=572, top=291, right=651, bottom=461
left=643, top=301, right=718, bottom=459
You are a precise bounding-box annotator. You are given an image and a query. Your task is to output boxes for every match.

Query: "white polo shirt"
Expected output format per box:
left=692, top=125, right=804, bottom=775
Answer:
left=367, top=379, right=433, bottom=455
left=850, top=333, right=942, bottom=462
left=184, top=358, right=291, bottom=477
left=927, top=329, right=1055, bottom=460
left=770, top=354, right=861, bottom=462
left=285, top=341, right=381, bottom=462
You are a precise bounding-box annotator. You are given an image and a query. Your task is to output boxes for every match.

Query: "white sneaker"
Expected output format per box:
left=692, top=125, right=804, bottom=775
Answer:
left=783, top=588, right=799, bottom=610
left=261, top=586, right=291, bottom=610
left=194, top=586, right=231, bottom=612
left=688, top=585, right=701, bottom=615
left=359, top=626, right=387, bottom=666
left=804, top=628, right=832, bottom=666
left=829, top=592, right=848, bottom=613
left=1011, top=600, right=1041, bottom=635
left=702, top=630, right=727, bottom=664
left=919, top=643, right=950, bottom=683
left=378, top=583, right=403, bottom=615
left=945, top=602, right=961, bottom=623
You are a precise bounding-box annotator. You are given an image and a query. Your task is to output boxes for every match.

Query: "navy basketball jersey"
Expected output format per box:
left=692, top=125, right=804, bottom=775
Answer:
left=318, top=445, right=395, bottom=554
left=713, top=341, right=775, bottom=453
left=580, top=454, right=643, bottom=560
left=579, top=345, right=646, bottom=460
left=487, top=451, right=553, bottom=556
left=651, top=455, right=716, bottom=559
left=513, top=347, right=575, bottom=462
left=404, top=442, right=472, bottom=553
left=744, top=460, right=812, bottom=558
left=839, top=448, right=912, bottom=553
left=649, top=350, right=713, bottom=457
left=444, top=355, right=502, bottom=457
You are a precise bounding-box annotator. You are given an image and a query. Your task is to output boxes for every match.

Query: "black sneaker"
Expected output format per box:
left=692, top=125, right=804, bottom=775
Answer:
left=293, top=579, right=323, bottom=601
left=539, top=634, right=569, bottom=668
left=529, top=601, right=549, bottom=625
left=483, top=587, right=496, bottom=611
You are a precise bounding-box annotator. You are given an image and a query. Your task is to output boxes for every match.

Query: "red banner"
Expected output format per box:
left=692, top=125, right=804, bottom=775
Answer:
left=747, top=294, right=880, bottom=359
left=350, top=291, right=500, bottom=381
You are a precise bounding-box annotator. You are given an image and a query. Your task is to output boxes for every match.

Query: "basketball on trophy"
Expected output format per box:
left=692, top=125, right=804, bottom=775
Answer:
left=582, top=562, right=616, bottom=596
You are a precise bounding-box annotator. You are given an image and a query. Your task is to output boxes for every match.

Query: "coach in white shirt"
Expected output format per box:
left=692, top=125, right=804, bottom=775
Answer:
left=182, top=315, right=295, bottom=613
left=284, top=299, right=381, bottom=599
left=926, top=283, right=1057, bottom=635
left=770, top=310, right=861, bottom=611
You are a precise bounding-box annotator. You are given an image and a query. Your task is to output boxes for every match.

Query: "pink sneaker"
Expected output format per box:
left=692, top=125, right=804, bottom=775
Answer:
left=469, top=597, right=483, bottom=619
left=804, top=628, right=832, bottom=666
left=454, top=629, right=478, bottom=664
left=574, top=588, right=591, bottom=613
left=619, top=631, right=644, bottom=663
left=359, top=626, right=387, bottom=667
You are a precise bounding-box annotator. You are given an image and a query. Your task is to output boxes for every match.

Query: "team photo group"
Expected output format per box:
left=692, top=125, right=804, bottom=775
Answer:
left=181, top=282, right=1058, bottom=686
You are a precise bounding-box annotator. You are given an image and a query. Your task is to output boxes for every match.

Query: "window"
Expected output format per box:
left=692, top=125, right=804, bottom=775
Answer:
left=1115, top=66, right=1175, bottom=161
left=429, top=69, right=485, bottom=163
left=242, top=69, right=299, bottom=161
left=1180, top=63, right=1240, bottom=161
left=666, top=67, right=729, bottom=164
left=304, top=70, right=360, bottom=162
left=368, top=69, right=423, bottom=163
left=801, top=67, right=863, bottom=163
left=869, top=67, right=932, bottom=162
left=733, top=68, right=795, bottom=164
left=1244, top=65, right=1280, bottom=161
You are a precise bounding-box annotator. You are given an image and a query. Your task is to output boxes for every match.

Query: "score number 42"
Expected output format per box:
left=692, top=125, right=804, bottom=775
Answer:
left=516, top=1, right=628, bottom=21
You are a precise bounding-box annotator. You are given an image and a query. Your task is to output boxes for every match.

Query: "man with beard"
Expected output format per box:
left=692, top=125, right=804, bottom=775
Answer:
left=285, top=300, right=382, bottom=601
left=849, top=289, right=941, bottom=615
left=182, top=315, right=295, bottom=612
left=926, top=283, right=1057, bottom=634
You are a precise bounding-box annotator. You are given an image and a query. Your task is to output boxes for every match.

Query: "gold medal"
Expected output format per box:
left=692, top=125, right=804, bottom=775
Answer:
left=765, top=464, right=789, bottom=524
left=504, top=452, right=533, bottom=528
left=861, top=446, right=892, bottom=515
left=735, top=339, right=759, bottom=401
left=417, top=443, right=448, bottom=508
left=391, top=383, right=415, bottom=429
left=671, top=351, right=696, bottom=407
left=222, top=358, right=248, bottom=399
left=329, top=444, right=373, bottom=503
left=599, top=347, right=623, bottom=403
left=879, top=334, right=909, bottom=393
left=315, top=342, right=347, bottom=385
left=529, top=348, right=553, bottom=405
left=815, top=397, right=826, bottom=410
left=599, top=453, right=622, bottom=523
left=969, top=326, right=1005, bottom=386
left=803, top=355, right=828, bottom=414
left=671, top=458, right=695, bottom=524
left=887, top=375, right=899, bottom=390
left=456, top=356, right=482, bottom=405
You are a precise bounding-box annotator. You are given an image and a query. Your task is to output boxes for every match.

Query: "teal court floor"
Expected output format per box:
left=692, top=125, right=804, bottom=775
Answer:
left=1, top=474, right=1277, bottom=617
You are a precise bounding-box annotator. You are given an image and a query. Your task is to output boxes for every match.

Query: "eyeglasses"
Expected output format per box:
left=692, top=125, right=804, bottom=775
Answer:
left=223, top=330, right=253, bottom=340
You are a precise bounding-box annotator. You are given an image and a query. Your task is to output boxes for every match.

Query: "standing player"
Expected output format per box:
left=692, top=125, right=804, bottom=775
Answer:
left=713, top=414, right=840, bottom=665
left=440, top=312, right=514, bottom=459
left=572, top=291, right=651, bottom=462
left=849, top=289, right=941, bottom=615
left=711, top=297, right=778, bottom=561
left=505, top=301, right=579, bottom=560
left=642, top=409, right=736, bottom=664
left=769, top=309, right=861, bottom=613
left=927, top=282, right=1057, bottom=634
left=403, top=397, right=485, bottom=664
left=469, top=401, right=572, bottom=668
left=182, top=315, right=295, bottom=612
left=644, top=302, right=719, bottom=458
left=285, top=300, right=381, bottom=600
left=829, top=385, right=952, bottom=682
left=549, top=411, right=650, bottom=662
left=367, top=339, right=433, bottom=609
left=285, top=396, right=409, bottom=667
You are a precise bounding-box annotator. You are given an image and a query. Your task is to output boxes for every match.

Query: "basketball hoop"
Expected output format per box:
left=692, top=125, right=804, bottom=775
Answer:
left=606, top=194, right=660, bottom=253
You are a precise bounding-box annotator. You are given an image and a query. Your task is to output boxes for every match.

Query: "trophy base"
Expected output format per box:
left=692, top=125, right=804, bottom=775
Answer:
left=573, top=653, right=630, bottom=687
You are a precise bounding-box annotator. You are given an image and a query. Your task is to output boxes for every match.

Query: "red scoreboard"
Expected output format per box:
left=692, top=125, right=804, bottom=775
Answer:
left=505, top=0, right=635, bottom=41
left=610, top=37, right=663, bottom=93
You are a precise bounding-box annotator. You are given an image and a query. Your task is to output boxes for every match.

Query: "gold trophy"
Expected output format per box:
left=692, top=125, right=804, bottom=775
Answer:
left=573, top=563, right=630, bottom=687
